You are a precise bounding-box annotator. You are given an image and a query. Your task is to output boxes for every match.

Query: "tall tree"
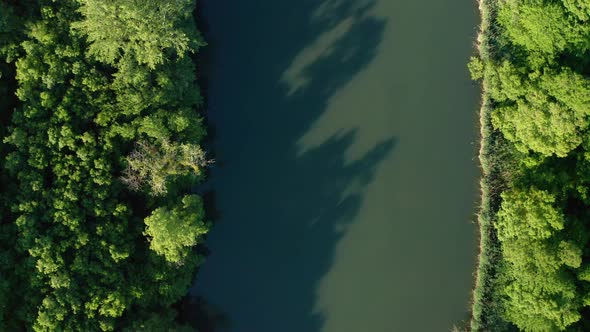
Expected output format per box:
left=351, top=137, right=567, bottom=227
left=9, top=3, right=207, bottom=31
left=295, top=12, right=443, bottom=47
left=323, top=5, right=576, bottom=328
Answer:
left=73, top=0, right=205, bottom=68
left=144, top=195, right=209, bottom=264
left=496, top=188, right=583, bottom=331
left=498, top=0, right=590, bottom=56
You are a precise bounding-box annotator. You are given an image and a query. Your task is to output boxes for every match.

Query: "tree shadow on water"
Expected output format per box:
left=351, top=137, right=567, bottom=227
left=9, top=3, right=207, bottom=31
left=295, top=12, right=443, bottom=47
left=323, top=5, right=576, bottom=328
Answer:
left=188, top=1, right=394, bottom=332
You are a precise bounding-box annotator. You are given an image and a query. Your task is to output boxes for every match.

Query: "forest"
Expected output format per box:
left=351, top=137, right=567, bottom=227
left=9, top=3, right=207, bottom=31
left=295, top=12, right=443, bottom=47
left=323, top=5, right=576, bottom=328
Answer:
left=0, top=0, right=210, bottom=330
left=470, top=0, right=590, bottom=330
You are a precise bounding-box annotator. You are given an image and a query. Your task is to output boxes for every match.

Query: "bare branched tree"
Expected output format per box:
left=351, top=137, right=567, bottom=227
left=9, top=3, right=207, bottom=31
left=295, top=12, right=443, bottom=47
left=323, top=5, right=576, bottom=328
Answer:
left=121, top=139, right=213, bottom=195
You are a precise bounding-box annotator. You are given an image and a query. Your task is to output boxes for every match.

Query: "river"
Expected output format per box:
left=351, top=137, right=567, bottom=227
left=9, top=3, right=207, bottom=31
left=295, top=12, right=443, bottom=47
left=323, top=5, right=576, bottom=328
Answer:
left=189, top=0, right=480, bottom=331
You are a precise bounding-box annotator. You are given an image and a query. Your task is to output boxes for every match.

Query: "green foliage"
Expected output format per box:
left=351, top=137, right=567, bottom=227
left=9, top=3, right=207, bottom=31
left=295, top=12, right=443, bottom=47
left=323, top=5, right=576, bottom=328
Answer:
left=0, top=0, right=209, bottom=330
left=563, top=0, right=590, bottom=21
left=0, top=2, right=31, bottom=330
left=487, top=62, right=590, bottom=157
left=496, top=188, right=583, bottom=331
left=144, top=195, right=209, bottom=264
left=496, top=188, right=563, bottom=242
left=578, top=266, right=590, bottom=282
left=0, top=2, right=22, bottom=62
left=468, top=56, right=484, bottom=80
left=472, top=0, right=590, bottom=329
left=498, top=0, right=590, bottom=56
left=73, top=0, right=205, bottom=69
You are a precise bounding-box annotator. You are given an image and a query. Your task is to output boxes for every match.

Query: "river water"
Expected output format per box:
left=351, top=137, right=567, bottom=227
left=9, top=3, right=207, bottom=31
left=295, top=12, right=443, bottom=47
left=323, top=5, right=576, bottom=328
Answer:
left=190, top=0, right=480, bottom=331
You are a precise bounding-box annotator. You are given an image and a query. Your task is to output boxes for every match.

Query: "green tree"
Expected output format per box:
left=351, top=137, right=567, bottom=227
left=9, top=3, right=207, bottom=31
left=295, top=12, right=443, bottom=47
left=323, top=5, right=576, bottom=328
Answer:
left=144, top=195, right=208, bottom=264
left=496, top=188, right=583, bottom=331
left=563, top=0, right=590, bottom=21
left=73, top=0, right=205, bottom=68
left=498, top=0, right=590, bottom=55
left=496, top=188, right=564, bottom=242
left=488, top=61, right=590, bottom=157
left=0, top=1, right=22, bottom=62
left=470, top=0, right=590, bottom=329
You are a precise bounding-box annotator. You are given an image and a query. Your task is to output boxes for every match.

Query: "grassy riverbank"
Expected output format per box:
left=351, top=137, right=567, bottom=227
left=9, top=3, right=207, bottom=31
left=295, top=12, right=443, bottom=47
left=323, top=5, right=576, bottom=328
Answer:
left=469, top=0, right=511, bottom=329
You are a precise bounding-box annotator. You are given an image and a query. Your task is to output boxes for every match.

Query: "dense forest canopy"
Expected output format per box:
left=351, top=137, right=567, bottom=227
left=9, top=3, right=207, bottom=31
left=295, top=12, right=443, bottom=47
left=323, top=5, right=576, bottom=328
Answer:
left=471, top=0, right=590, bottom=330
left=0, top=0, right=209, bottom=330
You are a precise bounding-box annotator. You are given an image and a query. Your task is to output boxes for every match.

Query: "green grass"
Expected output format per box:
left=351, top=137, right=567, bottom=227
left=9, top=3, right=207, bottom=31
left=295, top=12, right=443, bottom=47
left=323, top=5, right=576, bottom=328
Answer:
left=469, top=0, right=511, bottom=330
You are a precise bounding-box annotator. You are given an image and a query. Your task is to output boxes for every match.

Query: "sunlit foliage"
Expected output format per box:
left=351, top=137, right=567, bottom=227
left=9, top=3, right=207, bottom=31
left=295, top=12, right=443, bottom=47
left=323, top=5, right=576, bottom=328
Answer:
left=471, top=0, right=590, bottom=330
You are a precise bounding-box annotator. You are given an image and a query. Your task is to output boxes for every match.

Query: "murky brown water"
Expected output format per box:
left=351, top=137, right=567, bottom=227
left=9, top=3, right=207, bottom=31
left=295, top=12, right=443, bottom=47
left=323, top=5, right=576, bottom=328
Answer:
left=191, top=1, right=480, bottom=331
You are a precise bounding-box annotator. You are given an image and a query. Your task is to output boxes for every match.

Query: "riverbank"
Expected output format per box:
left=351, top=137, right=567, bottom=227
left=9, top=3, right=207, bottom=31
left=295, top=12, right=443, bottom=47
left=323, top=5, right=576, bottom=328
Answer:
left=470, top=0, right=590, bottom=329
left=469, top=0, right=509, bottom=330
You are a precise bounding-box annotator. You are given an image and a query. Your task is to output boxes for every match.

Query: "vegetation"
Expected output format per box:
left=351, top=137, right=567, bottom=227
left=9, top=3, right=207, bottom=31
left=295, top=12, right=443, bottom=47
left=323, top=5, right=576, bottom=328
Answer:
left=470, top=0, right=590, bottom=330
left=0, top=0, right=209, bottom=330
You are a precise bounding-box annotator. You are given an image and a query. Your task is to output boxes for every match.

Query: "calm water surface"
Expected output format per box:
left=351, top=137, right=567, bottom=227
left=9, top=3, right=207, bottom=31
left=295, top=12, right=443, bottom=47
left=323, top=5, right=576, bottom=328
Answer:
left=190, top=0, right=480, bottom=331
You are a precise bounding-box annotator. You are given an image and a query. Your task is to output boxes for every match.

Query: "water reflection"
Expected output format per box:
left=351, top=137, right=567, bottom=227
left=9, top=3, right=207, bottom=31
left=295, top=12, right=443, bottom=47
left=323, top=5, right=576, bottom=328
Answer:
left=191, top=0, right=478, bottom=331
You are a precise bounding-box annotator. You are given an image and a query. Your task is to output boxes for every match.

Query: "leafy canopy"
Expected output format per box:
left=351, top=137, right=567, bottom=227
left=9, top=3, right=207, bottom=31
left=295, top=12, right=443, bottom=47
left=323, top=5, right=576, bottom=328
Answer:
left=73, top=0, right=205, bottom=68
left=496, top=188, right=583, bottom=331
left=144, top=195, right=209, bottom=264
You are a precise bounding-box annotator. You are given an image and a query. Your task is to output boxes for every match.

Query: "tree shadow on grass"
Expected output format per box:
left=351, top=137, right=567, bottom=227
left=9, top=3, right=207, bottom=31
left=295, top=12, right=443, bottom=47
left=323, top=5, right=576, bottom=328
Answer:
left=187, top=1, right=394, bottom=331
